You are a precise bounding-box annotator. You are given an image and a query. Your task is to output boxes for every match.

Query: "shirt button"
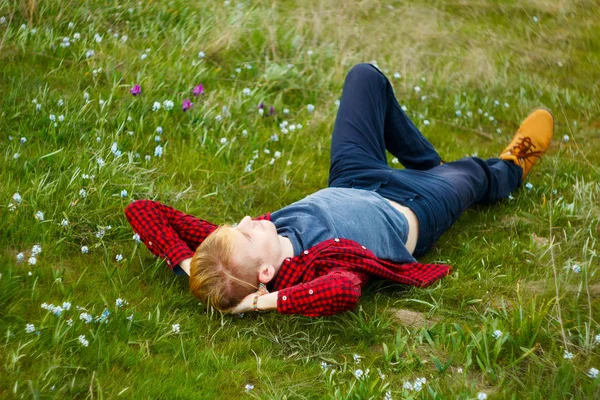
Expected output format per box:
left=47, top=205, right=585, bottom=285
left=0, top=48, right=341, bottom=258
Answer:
left=334, top=238, right=339, bottom=242
left=148, top=241, right=152, bottom=246
left=286, top=258, right=291, bottom=262
left=303, top=250, right=309, bottom=255
left=167, top=260, right=171, bottom=265
left=309, top=289, right=313, bottom=294
left=361, top=245, right=366, bottom=249
left=282, top=296, right=287, bottom=301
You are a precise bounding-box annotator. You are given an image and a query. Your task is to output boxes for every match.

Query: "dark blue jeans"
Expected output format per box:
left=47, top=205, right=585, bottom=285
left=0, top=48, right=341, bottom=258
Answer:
left=328, top=63, right=522, bottom=257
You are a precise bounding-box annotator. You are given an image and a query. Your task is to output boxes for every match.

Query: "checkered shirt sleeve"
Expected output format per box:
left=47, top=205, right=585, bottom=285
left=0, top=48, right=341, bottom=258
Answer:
left=124, top=200, right=218, bottom=271
left=277, top=268, right=370, bottom=317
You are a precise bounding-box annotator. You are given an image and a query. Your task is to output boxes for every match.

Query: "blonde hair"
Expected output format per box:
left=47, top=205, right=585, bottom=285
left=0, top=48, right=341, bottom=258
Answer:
left=189, top=224, right=263, bottom=312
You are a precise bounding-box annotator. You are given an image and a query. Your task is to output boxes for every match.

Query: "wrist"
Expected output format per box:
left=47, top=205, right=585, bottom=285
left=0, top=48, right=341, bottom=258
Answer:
left=255, top=291, right=278, bottom=311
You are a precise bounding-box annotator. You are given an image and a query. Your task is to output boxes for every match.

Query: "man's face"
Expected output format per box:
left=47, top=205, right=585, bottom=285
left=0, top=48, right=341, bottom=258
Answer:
left=230, top=216, right=281, bottom=270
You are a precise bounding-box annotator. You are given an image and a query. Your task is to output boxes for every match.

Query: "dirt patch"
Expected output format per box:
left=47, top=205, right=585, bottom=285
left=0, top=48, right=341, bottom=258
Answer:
left=521, top=280, right=600, bottom=296
left=531, top=233, right=549, bottom=247
left=387, top=308, right=440, bottom=328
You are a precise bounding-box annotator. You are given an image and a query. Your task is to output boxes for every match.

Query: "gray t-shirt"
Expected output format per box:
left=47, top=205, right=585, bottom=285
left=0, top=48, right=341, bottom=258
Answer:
left=271, top=187, right=416, bottom=263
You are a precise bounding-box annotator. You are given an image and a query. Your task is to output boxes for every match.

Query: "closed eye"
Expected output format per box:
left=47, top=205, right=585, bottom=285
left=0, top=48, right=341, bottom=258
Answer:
left=242, top=232, right=252, bottom=242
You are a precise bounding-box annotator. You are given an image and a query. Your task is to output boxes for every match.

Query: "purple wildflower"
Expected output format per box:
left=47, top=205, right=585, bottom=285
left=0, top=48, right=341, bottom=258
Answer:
left=269, top=105, right=275, bottom=116
left=182, top=98, right=193, bottom=112
left=258, top=101, right=264, bottom=110
left=130, top=85, right=141, bottom=96
left=192, top=84, right=204, bottom=96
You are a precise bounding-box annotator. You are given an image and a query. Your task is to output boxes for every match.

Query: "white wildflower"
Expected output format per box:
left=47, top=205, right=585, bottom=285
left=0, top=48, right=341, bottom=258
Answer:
left=306, top=104, right=315, bottom=113
left=132, top=233, right=141, bottom=242
left=78, top=335, right=89, bottom=347
left=413, top=86, right=421, bottom=93
left=34, top=210, right=44, bottom=221
left=25, top=324, right=35, bottom=333
left=245, top=384, right=254, bottom=392
left=242, top=87, right=251, bottom=95
left=172, top=323, right=180, bottom=333
left=413, top=377, right=426, bottom=392
left=354, top=369, right=364, bottom=379
left=81, top=245, right=89, bottom=254
left=79, top=312, right=93, bottom=324
left=79, top=188, right=87, bottom=198
left=115, top=254, right=123, bottom=262
left=154, top=145, right=163, bottom=157
left=477, top=393, right=487, bottom=400
left=525, top=182, right=533, bottom=190
left=588, top=368, right=599, bottom=379
left=198, top=51, right=205, bottom=59
left=492, top=330, right=502, bottom=339
left=162, top=100, right=174, bottom=110
left=393, top=72, right=401, bottom=79
left=12, top=192, right=22, bottom=204
left=562, top=134, right=569, bottom=143
left=32, top=244, right=42, bottom=256
left=152, top=101, right=161, bottom=111
left=564, top=350, right=574, bottom=360
left=116, top=298, right=128, bottom=307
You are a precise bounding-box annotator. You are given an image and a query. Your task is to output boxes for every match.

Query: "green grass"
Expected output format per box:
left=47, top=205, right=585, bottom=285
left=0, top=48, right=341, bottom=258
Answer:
left=1, top=0, right=599, bottom=398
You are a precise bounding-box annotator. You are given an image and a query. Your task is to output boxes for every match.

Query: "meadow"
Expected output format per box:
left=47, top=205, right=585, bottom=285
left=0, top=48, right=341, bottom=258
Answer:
left=1, top=0, right=599, bottom=398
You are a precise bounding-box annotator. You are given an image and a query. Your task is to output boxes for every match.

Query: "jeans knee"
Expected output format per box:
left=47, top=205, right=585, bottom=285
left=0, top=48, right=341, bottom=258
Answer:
left=346, top=63, right=384, bottom=84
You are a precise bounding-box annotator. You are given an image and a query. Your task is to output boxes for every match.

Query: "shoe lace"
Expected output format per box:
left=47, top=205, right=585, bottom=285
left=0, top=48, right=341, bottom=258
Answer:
left=510, top=136, right=544, bottom=164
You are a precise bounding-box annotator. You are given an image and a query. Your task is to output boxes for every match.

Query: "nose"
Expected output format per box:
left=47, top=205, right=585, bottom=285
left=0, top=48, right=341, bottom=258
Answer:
left=238, top=215, right=252, bottom=229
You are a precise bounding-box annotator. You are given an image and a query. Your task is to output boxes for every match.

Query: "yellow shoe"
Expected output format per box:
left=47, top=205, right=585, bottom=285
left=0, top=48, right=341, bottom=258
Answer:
left=500, top=108, right=554, bottom=180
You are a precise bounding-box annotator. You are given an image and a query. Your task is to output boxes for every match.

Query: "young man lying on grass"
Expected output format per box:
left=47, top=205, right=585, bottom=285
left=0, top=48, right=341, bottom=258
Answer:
left=124, top=63, right=554, bottom=318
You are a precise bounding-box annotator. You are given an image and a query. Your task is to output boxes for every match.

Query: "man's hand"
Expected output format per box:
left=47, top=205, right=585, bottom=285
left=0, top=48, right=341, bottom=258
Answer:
left=227, top=290, right=263, bottom=314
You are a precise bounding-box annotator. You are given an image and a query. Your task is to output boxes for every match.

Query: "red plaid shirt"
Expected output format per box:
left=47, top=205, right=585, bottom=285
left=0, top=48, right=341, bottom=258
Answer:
left=124, top=199, right=451, bottom=317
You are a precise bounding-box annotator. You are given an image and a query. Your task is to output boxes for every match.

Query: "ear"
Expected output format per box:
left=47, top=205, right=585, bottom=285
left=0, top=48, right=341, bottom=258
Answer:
left=257, top=263, right=276, bottom=284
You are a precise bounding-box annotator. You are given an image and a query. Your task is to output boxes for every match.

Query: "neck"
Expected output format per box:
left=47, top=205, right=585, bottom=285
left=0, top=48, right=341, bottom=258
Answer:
left=276, top=235, right=295, bottom=272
